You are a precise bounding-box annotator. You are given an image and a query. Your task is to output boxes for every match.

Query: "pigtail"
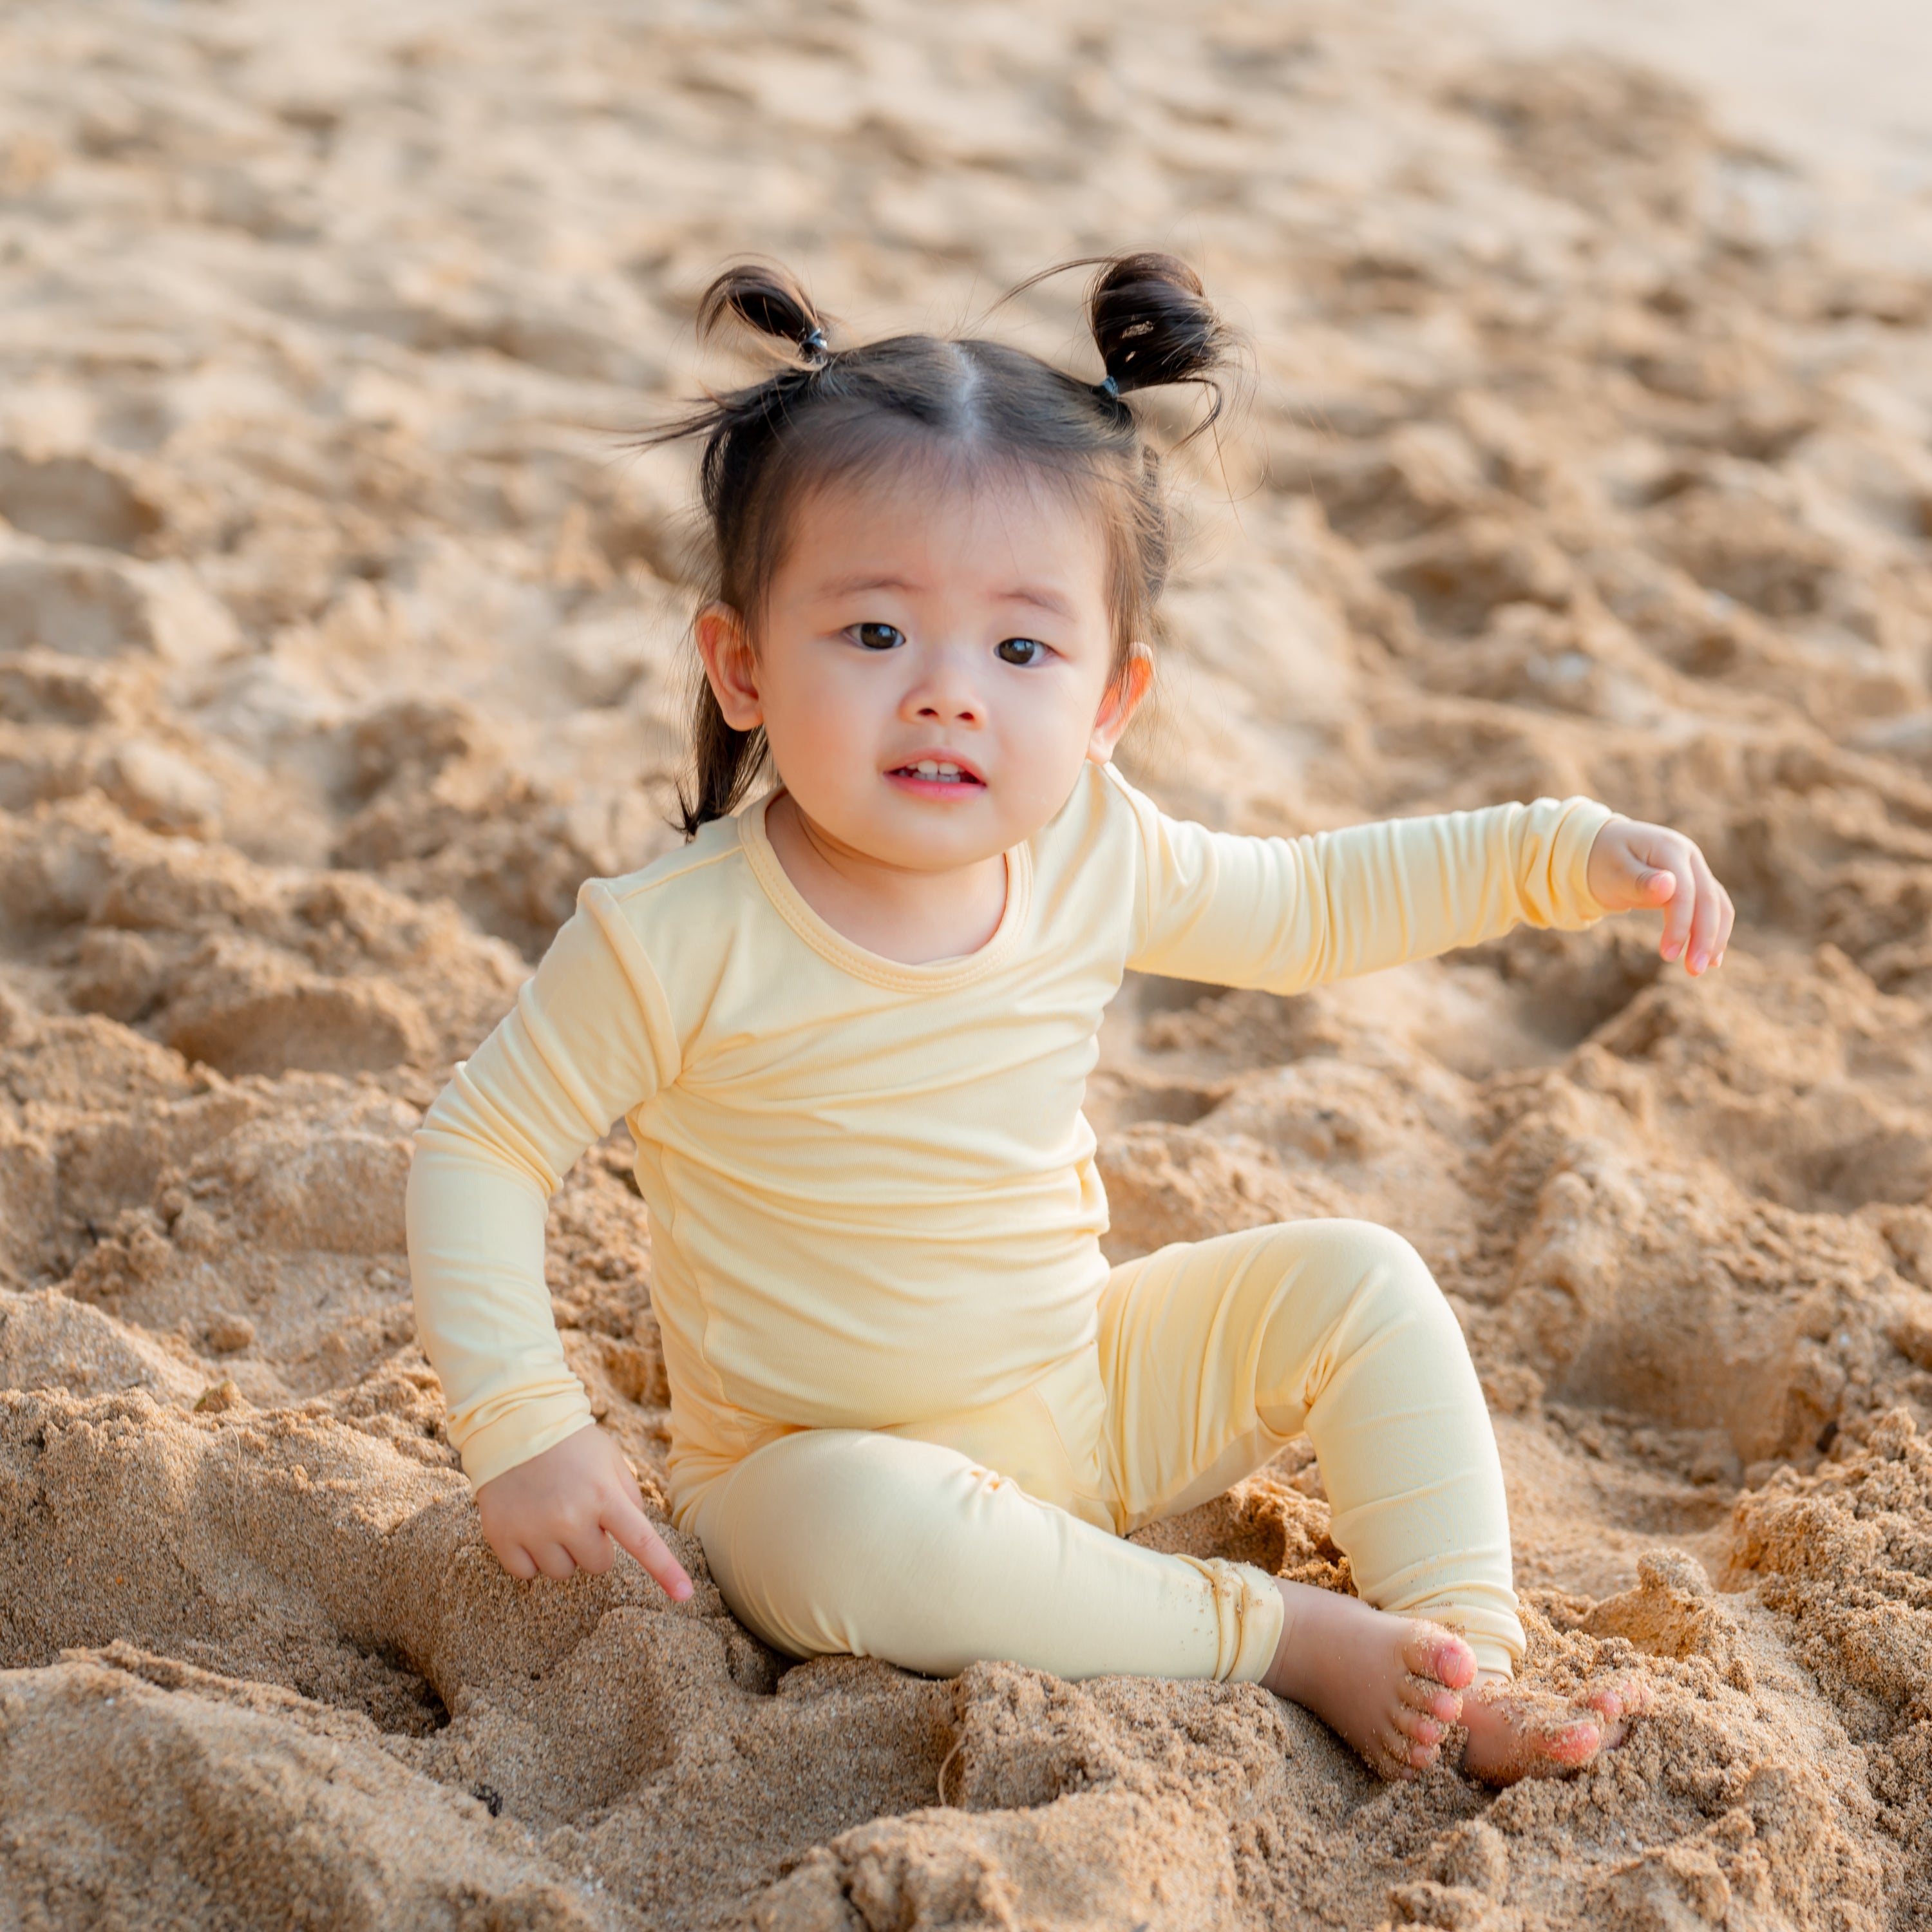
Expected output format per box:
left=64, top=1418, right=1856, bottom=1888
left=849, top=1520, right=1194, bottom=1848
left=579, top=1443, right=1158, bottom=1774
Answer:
left=645, top=263, right=835, bottom=837
left=697, top=261, right=834, bottom=367
left=677, top=690, right=767, bottom=840
left=1086, top=252, right=1233, bottom=431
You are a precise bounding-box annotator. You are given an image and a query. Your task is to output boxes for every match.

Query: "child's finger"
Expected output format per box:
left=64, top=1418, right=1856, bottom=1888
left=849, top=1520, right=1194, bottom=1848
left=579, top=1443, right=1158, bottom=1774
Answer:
left=1684, top=853, right=1729, bottom=973
left=1589, top=822, right=1675, bottom=911
left=1630, top=863, right=1676, bottom=907
left=496, top=1541, right=541, bottom=1582
left=1658, top=862, right=1697, bottom=960
left=530, top=1542, right=579, bottom=1581
left=562, top=1525, right=616, bottom=1576
left=605, top=1496, right=696, bottom=1602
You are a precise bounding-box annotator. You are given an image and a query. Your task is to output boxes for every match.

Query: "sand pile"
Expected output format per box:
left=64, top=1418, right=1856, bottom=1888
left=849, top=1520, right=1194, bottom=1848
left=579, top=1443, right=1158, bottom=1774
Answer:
left=3, top=0, right=1931, bottom=1924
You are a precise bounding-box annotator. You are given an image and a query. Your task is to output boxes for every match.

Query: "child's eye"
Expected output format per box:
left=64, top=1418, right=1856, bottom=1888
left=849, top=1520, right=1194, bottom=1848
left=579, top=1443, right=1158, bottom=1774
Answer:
left=995, top=637, right=1048, bottom=667
left=853, top=622, right=904, bottom=652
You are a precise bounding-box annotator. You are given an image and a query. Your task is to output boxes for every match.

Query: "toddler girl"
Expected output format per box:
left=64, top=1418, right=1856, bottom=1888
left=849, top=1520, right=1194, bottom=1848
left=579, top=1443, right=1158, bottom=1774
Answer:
left=407, top=254, right=1732, bottom=1783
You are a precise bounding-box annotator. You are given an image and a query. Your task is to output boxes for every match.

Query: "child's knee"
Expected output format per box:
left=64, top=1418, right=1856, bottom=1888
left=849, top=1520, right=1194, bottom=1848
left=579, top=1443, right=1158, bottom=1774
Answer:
left=696, top=1429, right=1083, bottom=1670
left=1254, top=1218, right=1446, bottom=1319
left=1342, top=1220, right=1444, bottom=1300
left=701, top=1430, right=1006, bottom=1602
left=695, top=1431, right=953, bottom=1656
left=1350, top=1222, right=1468, bottom=1350
left=1262, top=1218, right=1467, bottom=1375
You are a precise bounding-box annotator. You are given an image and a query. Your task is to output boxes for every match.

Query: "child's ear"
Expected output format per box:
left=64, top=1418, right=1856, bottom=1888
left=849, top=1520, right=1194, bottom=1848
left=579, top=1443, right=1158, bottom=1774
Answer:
left=1086, top=642, right=1153, bottom=763
left=696, top=604, right=763, bottom=730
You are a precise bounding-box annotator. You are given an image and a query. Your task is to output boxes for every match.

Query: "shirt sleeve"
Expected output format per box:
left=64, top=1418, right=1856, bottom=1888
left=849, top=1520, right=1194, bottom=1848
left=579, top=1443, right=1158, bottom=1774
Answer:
left=404, top=881, right=680, bottom=1490
left=1118, top=774, right=1617, bottom=992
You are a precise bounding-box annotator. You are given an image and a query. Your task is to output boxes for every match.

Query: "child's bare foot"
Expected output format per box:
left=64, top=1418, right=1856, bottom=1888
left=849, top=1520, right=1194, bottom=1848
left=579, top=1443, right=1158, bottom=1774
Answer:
left=1458, top=1670, right=1653, bottom=1784
left=1262, top=1580, right=1477, bottom=1780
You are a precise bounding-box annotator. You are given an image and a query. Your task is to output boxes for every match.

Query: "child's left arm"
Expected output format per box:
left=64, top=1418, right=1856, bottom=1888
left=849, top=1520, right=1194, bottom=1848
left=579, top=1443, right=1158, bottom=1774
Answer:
left=1584, top=815, right=1734, bottom=975
left=1117, top=778, right=1732, bottom=993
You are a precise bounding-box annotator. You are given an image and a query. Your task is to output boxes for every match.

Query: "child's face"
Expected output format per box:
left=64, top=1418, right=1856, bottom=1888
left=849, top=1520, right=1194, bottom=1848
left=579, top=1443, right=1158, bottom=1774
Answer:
left=697, top=464, right=1148, bottom=875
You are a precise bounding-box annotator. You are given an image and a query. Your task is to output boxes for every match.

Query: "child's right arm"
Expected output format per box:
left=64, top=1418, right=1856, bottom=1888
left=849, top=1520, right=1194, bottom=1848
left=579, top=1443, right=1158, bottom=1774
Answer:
left=406, top=887, right=690, bottom=1596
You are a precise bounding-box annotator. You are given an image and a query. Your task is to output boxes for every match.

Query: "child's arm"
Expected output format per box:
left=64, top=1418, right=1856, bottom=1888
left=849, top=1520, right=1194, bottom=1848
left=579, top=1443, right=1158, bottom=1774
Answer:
left=1117, top=778, right=1730, bottom=990
left=407, top=888, right=692, bottom=1598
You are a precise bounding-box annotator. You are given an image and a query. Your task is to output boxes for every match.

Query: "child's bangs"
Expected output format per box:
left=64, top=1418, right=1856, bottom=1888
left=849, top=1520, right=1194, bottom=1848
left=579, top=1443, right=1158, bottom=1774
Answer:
left=746, top=401, right=1151, bottom=658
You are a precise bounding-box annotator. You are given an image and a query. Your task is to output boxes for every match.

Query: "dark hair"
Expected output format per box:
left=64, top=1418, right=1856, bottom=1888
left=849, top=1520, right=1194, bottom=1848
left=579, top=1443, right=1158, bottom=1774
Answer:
left=645, top=253, right=1235, bottom=835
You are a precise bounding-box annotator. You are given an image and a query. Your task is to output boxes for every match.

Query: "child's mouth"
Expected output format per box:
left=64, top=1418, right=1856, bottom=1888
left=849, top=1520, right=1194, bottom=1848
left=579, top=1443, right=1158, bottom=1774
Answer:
left=888, top=759, right=985, bottom=790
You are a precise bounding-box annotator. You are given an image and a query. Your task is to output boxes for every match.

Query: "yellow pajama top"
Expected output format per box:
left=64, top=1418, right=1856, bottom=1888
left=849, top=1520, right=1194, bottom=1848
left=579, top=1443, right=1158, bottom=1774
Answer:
left=406, top=763, right=1613, bottom=1504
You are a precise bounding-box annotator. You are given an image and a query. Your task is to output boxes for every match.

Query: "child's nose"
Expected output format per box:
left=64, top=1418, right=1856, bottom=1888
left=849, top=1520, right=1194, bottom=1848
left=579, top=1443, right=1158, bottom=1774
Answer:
left=904, top=650, right=984, bottom=725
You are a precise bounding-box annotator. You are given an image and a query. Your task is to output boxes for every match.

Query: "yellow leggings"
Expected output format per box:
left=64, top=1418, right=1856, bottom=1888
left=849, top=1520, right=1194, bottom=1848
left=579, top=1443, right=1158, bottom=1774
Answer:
left=688, top=1220, right=1521, bottom=1683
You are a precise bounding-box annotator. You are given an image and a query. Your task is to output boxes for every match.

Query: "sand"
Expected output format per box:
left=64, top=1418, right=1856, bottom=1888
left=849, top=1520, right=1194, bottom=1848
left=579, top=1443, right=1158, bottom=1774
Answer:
left=2, top=0, right=1931, bottom=1926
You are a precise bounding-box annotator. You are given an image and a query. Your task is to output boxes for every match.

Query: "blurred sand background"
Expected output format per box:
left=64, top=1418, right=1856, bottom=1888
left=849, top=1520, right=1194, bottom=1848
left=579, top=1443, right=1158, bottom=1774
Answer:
left=1470, top=2, right=1932, bottom=192
left=3, top=1, right=1932, bottom=1926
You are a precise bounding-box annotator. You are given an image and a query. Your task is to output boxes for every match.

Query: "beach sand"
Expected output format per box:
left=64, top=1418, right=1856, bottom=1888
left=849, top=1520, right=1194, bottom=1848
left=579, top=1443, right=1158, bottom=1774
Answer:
left=2, top=1, right=1931, bottom=1925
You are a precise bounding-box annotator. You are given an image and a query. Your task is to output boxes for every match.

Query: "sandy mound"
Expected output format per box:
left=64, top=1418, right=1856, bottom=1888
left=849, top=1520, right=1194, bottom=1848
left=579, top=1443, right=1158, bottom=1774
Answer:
left=2, top=1, right=1931, bottom=1925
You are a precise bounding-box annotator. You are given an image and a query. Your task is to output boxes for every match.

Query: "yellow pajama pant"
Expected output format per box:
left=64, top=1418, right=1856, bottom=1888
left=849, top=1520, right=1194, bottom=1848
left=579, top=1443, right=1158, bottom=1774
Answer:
left=687, top=1219, right=1521, bottom=1683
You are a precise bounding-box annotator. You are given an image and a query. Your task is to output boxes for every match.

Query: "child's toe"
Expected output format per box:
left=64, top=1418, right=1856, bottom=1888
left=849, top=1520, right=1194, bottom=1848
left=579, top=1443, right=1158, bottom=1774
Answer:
left=1576, top=1677, right=1649, bottom=1745
left=1393, top=1705, right=1445, bottom=1748
left=1400, top=1622, right=1476, bottom=1692
left=1593, top=1676, right=1653, bottom=1722
left=1581, top=1687, right=1622, bottom=1725
left=1543, top=1718, right=1604, bottom=1767
left=1399, top=1673, right=1463, bottom=1723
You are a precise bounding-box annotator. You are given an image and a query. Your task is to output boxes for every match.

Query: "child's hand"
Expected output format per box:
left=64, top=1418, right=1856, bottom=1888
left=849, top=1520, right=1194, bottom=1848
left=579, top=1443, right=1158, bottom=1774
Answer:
left=1586, top=817, right=1734, bottom=976
left=474, top=1424, right=694, bottom=1600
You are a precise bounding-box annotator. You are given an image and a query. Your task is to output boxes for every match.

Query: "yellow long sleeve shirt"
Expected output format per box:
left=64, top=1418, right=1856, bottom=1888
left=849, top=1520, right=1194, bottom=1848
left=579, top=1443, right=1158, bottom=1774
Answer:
left=406, top=763, right=1613, bottom=1504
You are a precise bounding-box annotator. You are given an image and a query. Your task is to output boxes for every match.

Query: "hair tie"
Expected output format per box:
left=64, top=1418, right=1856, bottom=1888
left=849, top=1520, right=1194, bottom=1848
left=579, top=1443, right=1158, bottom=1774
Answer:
left=1095, top=374, right=1121, bottom=400
left=800, top=327, right=829, bottom=358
